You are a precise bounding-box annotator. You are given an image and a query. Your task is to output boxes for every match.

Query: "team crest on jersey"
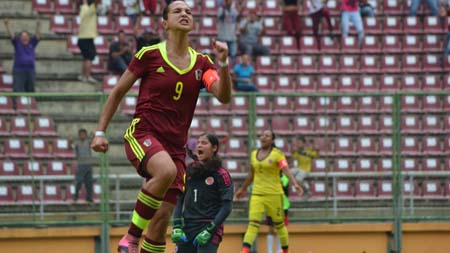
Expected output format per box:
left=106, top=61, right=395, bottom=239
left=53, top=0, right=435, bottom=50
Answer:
left=143, top=139, right=152, bottom=147
left=205, top=176, right=214, bottom=185
left=268, top=159, right=273, bottom=164
left=195, top=69, right=202, bottom=81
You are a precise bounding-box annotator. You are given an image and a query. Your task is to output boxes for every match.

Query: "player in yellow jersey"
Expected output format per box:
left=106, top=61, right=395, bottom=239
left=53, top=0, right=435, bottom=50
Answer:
left=234, top=130, right=302, bottom=253
left=291, top=136, right=319, bottom=198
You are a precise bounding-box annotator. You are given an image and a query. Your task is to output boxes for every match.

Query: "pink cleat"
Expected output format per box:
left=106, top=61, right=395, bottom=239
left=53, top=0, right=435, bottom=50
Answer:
left=117, top=234, right=140, bottom=253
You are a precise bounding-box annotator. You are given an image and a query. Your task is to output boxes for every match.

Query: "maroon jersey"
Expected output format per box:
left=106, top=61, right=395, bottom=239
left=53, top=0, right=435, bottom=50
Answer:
left=128, top=41, right=216, bottom=154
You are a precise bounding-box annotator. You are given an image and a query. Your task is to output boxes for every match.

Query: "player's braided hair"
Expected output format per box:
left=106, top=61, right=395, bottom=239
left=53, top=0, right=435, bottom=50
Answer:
left=186, top=133, right=222, bottom=179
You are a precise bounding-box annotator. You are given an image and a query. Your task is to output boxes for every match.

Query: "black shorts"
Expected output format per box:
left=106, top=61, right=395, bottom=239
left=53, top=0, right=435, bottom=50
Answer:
left=175, top=221, right=224, bottom=253
left=77, top=38, right=96, bottom=60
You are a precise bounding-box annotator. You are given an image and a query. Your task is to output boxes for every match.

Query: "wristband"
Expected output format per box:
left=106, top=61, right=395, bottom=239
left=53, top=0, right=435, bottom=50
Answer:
left=218, top=58, right=229, bottom=68
left=95, top=131, right=105, bottom=137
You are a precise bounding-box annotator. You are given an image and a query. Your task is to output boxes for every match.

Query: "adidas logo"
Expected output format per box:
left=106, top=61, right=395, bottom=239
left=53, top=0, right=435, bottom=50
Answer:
left=156, top=66, right=165, bottom=73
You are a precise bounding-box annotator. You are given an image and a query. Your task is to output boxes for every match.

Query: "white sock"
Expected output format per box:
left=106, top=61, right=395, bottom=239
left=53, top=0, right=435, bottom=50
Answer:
left=267, top=234, right=274, bottom=253
left=275, top=235, right=281, bottom=252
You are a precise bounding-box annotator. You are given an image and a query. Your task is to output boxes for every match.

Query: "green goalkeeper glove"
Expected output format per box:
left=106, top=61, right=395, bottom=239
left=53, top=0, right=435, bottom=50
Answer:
left=193, top=222, right=216, bottom=246
left=171, top=228, right=188, bottom=243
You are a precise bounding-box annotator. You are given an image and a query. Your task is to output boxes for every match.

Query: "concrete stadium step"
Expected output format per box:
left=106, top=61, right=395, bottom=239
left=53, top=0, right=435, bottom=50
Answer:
left=36, top=80, right=97, bottom=93
left=0, top=0, right=32, bottom=16
left=0, top=17, right=51, bottom=35
left=0, top=39, right=70, bottom=58
left=4, top=57, right=83, bottom=75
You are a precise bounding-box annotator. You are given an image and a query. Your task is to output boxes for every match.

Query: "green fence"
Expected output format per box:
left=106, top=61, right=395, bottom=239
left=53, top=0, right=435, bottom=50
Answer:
left=0, top=91, right=449, bottom=253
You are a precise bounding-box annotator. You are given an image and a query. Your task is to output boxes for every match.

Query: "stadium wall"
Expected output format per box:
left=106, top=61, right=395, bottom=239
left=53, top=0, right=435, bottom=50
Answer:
left=1, top=223, right=449, bottom=253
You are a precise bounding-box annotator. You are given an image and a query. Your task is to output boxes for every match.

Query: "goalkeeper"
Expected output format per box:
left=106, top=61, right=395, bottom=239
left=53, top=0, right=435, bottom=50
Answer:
left=171, top=133, right=234, bottom=253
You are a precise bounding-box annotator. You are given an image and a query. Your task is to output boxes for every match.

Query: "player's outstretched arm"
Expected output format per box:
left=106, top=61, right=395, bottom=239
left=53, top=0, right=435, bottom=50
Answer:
left=281, top=166, right=303, bottom=196
left=91, top=70, right=137, bottom=153
left=234, top=167, right=254, bottom=200
left=209, top=39, right=232, bottom=104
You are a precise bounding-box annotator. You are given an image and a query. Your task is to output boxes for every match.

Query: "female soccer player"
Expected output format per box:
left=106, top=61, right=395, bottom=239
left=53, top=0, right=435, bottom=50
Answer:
left=171, top=133, right=234, bottom=253
left=234, top=130, right=303, bottom=253
left=90, top=1, right=232, bottom=253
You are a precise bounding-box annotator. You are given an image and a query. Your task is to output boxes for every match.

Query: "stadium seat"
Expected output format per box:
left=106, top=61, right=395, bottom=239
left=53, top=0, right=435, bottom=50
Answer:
left=380, top=75, right=398, bottom=91
left=446, top=181, right=450, bottom=196
left=447, top=137, right=450, bottom=155
left=115, top=16, right=134, bottom=34
left=52, top=138, right=75, bottom=158
left=50, top=15, right=71, bottom=34
left=205, top=117, right=228, bottom=136
left=0, top=118, right=8, bottom=137
left=379, top=136, right=393, bottom=155
left=383, top=0, right=403, bottom=14
left=0, top=96, right=15, bottom=115
left=262, top=17, right=282, bottom=36
left=33, top=116, right=57, bottom=136
left=67, top=35, right=80, bottom=54
left=274, top=76, right=295, bottom=92
left=298, top=55, right=317, bottom=73
left=422, top=136, right=442, bottom=155
left=255, top=96, right=271, bottom=114
left=379, top=95, right=394, bottom=112
left=422, top=75, right=442, bottom=90
left=274, top=138, right=291, bottom=156
left=357, top=115, right=377, bottom=134
left=445, top=95, right=450, bottom=111
left=355, top=158, right=375, bottom=172
left=314, top=115, right=334, bottom=134
left=422, top=181, right=444, bottom=198
left=43, top=184, right=65, bottom=202
left=296, top=75, right=316, bottom=93
left=272, top=97, right=292, bottom=114
left=32, top=0, right=54, bottom=13
left=135, top=16, right=158, bottom=33
left=422, top=54, right=442, bottom=73
left=0, top=161, right=18, bottom=176
left=254, top=75, right=273, bottom=92
left=401, top=95, right=420, bottom=112
left=279, top=36, right=298, bottom=55
left=422, top=95, right=442, bottom=112
left=23, top=161, right=44, bottom=176
left=318, top=56, right=338, bottom=73
left=401, top=136, right=421, bottom=156
left=185, top=0, right=201, bottom=15
left=335, top=115, right=356, bottom=134
left=335, top=181, right=353, bottom=199
left=241, top=0, right=259, bottom=15
left=293, top=96, right=314, bottom=114
left=377, top=180, right=392, bottom=198
left=401, top=158, right=419, bottom=172
left=401, top=115, right=421, bottom=133
left=230, top=96, right=249, bottom=115
left=402, top=55, right=421, bottom=74
left=67, top=184, right=102, bottom=202
left=401, top=75, right=422, bottom=91
left=357, top=136, right=377, bottom=156
left=31, top=138, right=52, bottom=158
left=292, top=116, right=313, bottom=134
left=189, top=118, right=205, bottom=137
left=422, top=114, right=443, bottom=134
left=311, top=159, right=328, bottom=172
left=341, top=37, right=359, bottom=53
left=10, top=116, right=30, bottom=136
left=255, top=56, right=277, bottom=74
left=91, top=56, right=106, bottom=74
left=315, top=96, right=334, bottom=113
left=16, top=96, right=39, bottom=114
left=361, top=35, right=381, bottom=54
left=403, top=16, right=422, bottom=34
left=254, top=117, right=270, bottom=133
left=47, top=160, right=70, bottom=175
left=359, top=76, right=378, bottom=92
left=278, top=56, right=297, bottom=74
left=334, top=137, right=354, bottom=156
left=201, top=0, right=218, bottom=15
left=360, top=55, right=379, bottom=74
left=97, top=16, right=115, bottom=34
left=320, top=37, right=340, bottom=53
left=0, top=74, right=13, bottom=92
left=423, top=34, right=442, bottom=53
left=271, top=116, right=291, bottom=136
left=381, top=55, right=400, bottom=74
left=0, top=185, right=14, bottom=203
left=364, top=17, right=382, bottom=34
left=422, top=158, right=441, bottom=171
left=300, top=36, right=319, bottom=53
left=102, top=75, right=119, bottom=93
left=424, top=16, right=443, bottom=33
left=378, top=158, right=393, bottom=172
left=379, top=115, right=393, bottom=134
left=444, top=56, right=450, bottom=72
left=223, top=159, right=246, bottom=174
left=355, top=180, right=376, bottom=198
left=310, top=181, right=328, bottom=199
left=225, top=138, right=247, bottom=158
left=403, top=181, right=420, bottom=198
left=94, top=36, right=109, bottom=55
left=444, top=116, right=450, bottom=134
left=261, top=0, right=281, bottom=16
left=54, top=0, right=75, bottom=14
left=315, top=138, right=333, bottom=157
left=208, top=97, right=230, bottom=115
left=382, top=35, right=400, bottom=53
left=198, top=17, right=217, bottom=35
left=229, top=117, right=248, bottom=136
left=4, top=139, right=27, bottom=159
left=259, top=36, right=277, bottom=54
left=336, top=96, right=357, bottom=113
left=316, top=76, right=336, bottom=93
left=383, top=16, right=402, bottom=34
left=339, top=55, right=359, bottom=74
left=402, top=35, right=421, bottom=53
left=121, top=96, right=136, bottom=115
left=333, top=159, right=352, bottom=172
left=17, top=185, right=38, bottom=202
left=338, top=75, right=358, bottom=92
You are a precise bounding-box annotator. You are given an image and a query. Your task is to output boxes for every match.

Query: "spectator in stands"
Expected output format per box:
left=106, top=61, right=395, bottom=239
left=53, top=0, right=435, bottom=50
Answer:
left=77, top=0, right=100, bottom=84
left=232, top=54, right=258, bottom=92
left=123, top=0, right=140, bottom=25
left=409, top=0, right=439, bottom=16
left=307, top=0, right=334, bottom=48
left=71, top=128, right=94, bottom=203
left=359, top=0, right=375, bottom=17
left=3, top=17, right=40, bottom=92
left=133, top=16, right=161, bottom=52
left=282, top=0, right=302, bottom=47
left=140, top=0, right=157, bottom=15
left=97, top=0, right=113, bottom=18
left=291, top=136, right=319, bottom=199
left=266, top=172, right=290, bottom=253
left=217, top=0, right=240, bottom=64
left=341, top=0, right=364, bottom=47
left=238, top=10, right=270, bottom=59
left=108, top=30, right=133, bottom=75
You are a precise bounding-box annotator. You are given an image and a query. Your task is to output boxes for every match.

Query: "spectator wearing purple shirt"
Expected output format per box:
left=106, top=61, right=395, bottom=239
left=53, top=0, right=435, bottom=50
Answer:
left=3, top=17, right=41, bottom=92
